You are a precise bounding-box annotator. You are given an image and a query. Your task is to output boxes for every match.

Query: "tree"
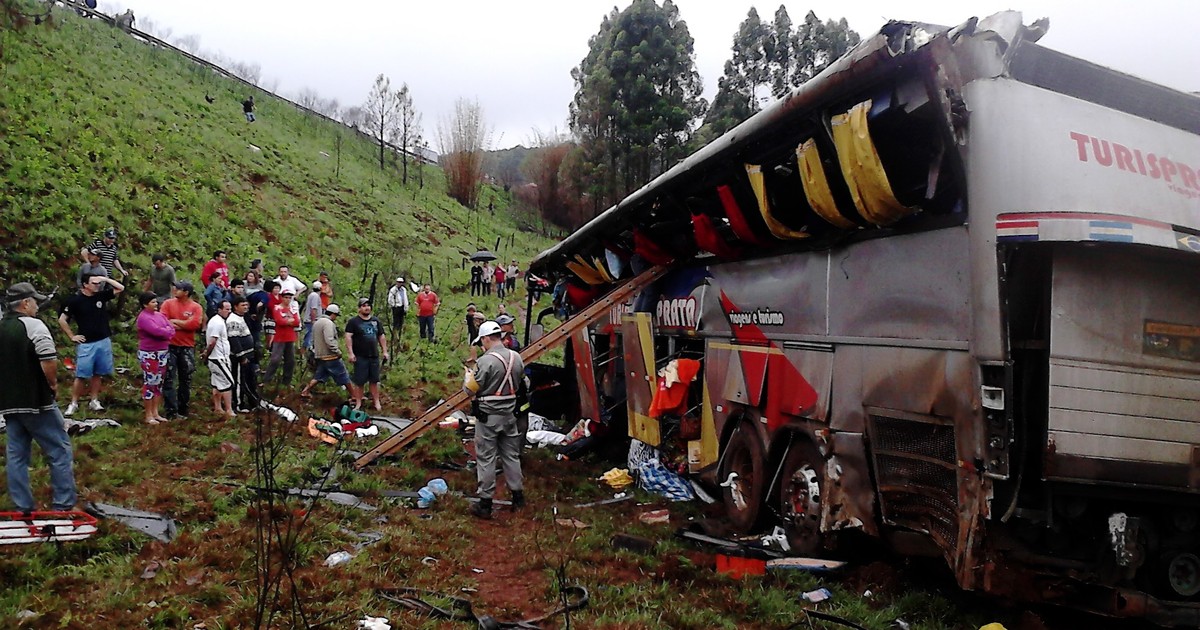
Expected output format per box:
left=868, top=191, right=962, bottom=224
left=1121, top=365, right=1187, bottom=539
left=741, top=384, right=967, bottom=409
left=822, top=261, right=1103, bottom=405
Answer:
left=295, top=87, right=322, bottom=110
left=702, top=6, right=860, bottom=138
left=520, top=130, right=575, bottom=228
left=395, top=83, right=421, bottom=185
left=362, top=74, right=401, bottom=171
left=437, top=98, right=490, bottom=209
left=569, top=0, right=706, bottom=211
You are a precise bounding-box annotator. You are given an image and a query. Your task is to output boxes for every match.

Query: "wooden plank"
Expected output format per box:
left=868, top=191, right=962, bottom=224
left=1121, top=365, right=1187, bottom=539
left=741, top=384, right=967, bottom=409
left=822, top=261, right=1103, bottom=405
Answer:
left=354, top=265, right=668, bottom=468
left=1047, top=430, right=1192, bottom=465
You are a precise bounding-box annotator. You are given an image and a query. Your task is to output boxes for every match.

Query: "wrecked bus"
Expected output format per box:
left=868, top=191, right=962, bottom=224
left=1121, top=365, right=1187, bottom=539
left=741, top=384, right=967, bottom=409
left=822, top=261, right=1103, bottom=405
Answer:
left=528, top=12, right=1200, bottom=626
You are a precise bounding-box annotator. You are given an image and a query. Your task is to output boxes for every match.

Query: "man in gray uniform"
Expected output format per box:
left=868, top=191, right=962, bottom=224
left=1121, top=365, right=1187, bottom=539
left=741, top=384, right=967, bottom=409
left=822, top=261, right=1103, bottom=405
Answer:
left=464, top=320, right=525, bottom=519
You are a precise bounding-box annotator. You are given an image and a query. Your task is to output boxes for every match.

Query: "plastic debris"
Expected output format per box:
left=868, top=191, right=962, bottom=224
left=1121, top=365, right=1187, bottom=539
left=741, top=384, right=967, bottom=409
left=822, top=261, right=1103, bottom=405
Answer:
left=308, top=417, right=343, bottom=444
left=802, top=588, right=833, bottom=603
left=285, top=488, right=377, bottom=512
left=556, top=518, right=590, bottom=529
left=766, top=557, right=848, bottom=572
left=527, top=412, right=554, bottom=432
left=599, top=468, right=634, bottom=490
left=260, top=400, right=297, bottom=423
left=324, top=551, right=353, bottom=567
left=421, top=556, right=438, bottom=566
left=355, top=425, right=380, bottom=438
left=472, top=567, right=485, bottom=574
left=357, top=616, right=391, bottom=630
left=715, top=553, right=766, bottom=578
left=526, top=430, right=567, bottom=447
left=0, top=510, right=99, bottom=545
left=639, top=509, right=671, bottom=525
left=574, top=493, right=632, bottom=508
left=63, top=418, right=121, bottom=435
left=140, top=561, right=161, bottom=579
left=895, top=619, right=910, bottom=630
left=87, top=502, right=178, bottom=542
left=416, top=478, right=449, bottom=508
left=761, top=526, right=791, bottom=552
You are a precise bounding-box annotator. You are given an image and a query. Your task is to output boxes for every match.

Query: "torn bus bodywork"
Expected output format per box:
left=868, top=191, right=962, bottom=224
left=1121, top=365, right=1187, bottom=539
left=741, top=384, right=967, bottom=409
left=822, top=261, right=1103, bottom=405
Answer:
left=530, top=12, right=1200, bottom=626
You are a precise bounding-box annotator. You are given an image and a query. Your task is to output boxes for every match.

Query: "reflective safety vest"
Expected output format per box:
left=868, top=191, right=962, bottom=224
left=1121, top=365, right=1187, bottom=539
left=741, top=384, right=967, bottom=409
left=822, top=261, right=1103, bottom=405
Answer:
left=479, top=348, right=519, bottom=403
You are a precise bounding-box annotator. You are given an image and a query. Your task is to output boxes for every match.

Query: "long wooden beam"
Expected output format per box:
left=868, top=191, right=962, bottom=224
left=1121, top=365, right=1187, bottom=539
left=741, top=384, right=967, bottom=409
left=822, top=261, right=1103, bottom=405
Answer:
left=353, top=265, right=668, bottom=468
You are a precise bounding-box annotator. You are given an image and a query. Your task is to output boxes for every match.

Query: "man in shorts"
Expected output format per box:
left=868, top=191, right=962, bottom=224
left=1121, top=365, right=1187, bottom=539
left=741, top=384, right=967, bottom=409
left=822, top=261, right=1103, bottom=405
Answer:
left=200, top=300, right=235, bottom=418
left=300, top=304, right=354, bottom=399
left=345, top=298, right=389, bottom=410
left=58, top=272, right=124, bottom=415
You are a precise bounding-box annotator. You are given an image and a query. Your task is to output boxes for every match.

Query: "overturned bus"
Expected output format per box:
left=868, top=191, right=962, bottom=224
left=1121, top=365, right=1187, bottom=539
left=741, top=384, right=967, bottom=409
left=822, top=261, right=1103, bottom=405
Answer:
left=528, top=12, right=1200, bottom=626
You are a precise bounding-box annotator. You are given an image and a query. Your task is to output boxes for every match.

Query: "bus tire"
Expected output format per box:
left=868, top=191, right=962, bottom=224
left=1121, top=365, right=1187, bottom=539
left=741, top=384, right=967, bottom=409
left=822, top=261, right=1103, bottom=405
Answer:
left=720, top=422, right=765, bottom=532
left=777, top=439, right=825, bottom=555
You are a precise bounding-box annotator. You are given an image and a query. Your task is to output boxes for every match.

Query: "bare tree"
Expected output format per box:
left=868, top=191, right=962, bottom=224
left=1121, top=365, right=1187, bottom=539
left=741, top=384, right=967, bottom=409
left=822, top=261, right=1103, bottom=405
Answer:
left=341, top=105, right=365, bottom=129
left=437, top=98, right=491, bottom=209
left=362, top=74, right=401, bottom=171
left=396, top=83, right=421, bottom=185
left=315, top=97, right=340, bottom=120
left=173, top=33, right=201, bottom=54
left=295, top=87, right=322, bottom=110
left=229, top=60, right=262, bottom=86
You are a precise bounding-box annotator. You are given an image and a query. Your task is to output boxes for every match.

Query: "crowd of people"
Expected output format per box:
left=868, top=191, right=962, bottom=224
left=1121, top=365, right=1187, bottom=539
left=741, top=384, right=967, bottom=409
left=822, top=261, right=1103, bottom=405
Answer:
left=2, top=228, right=535, bottom=518
left=469, top=260, right=520, bottom=300
left=44, top=233, right=443, bottom=425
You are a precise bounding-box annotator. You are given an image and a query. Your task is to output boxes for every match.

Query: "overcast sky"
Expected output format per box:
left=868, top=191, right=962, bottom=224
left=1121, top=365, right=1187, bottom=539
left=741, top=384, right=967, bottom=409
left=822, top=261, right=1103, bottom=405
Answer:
left=100, top=1, right=1197, bottom=150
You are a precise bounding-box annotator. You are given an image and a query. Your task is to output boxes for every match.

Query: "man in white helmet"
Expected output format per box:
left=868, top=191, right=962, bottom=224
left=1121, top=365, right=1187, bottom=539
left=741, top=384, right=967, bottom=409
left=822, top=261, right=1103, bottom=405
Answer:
left=463, top=320, right=525, bottom=519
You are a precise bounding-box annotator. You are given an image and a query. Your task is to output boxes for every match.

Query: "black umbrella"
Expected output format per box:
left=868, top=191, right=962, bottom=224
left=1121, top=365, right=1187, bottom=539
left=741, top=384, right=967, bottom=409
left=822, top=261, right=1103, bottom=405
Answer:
left=470, top=250, right=497, bottom=262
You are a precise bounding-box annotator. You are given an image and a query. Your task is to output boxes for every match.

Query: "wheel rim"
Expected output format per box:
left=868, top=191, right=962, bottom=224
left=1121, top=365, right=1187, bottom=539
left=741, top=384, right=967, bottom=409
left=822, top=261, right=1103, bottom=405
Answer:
left=1167, top=552, right=1200, bottom=598
left=783, top=464, right=821, bottom=541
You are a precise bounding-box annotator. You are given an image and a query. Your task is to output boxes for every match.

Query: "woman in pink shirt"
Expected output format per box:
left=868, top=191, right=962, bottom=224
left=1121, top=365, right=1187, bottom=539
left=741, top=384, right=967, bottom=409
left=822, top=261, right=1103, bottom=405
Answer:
left=136, top=292, right=175, bottom=424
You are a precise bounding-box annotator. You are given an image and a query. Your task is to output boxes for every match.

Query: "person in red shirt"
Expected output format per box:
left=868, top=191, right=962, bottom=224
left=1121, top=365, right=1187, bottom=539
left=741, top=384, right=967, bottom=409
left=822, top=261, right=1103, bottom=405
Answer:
left=159, top=281, right=206, bottom=418
left=415, top=284, right=440, bottom=342
left=200, top=250, right=230, bottom=289
left=493, top=265, right=507, bottom=299
left=264, top=288, right=300, bottom=384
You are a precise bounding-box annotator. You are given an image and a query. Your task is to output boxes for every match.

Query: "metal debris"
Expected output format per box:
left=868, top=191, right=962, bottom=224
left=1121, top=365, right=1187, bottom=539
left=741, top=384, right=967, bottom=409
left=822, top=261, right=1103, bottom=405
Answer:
left=87, top=502, right=178, bottom=542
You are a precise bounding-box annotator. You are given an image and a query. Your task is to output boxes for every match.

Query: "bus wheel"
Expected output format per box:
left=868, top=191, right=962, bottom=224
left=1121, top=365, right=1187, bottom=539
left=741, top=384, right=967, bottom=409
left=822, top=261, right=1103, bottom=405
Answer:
left=1163, top=550, right=1200, bottom=599
left=720, top=423, right=765, bottom=532
left=778, top=440, right=825, bottom=555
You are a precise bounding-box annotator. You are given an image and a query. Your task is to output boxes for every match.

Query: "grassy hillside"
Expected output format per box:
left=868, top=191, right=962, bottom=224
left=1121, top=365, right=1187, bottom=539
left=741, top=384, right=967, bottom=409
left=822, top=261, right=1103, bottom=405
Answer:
left=0, top=8, right=547, bottom=304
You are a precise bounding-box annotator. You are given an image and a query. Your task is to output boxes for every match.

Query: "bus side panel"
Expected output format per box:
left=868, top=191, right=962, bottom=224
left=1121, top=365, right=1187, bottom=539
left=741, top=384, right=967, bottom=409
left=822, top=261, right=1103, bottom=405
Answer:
left=828, top=227, right=972, bottom=343
left=1046, top=246, right=1200, bottom=491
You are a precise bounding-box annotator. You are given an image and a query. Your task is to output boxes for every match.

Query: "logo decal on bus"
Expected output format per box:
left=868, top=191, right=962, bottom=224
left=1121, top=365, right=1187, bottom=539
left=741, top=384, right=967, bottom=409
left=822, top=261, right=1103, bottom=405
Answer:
left=1069, top=131, right=1200, bottom=200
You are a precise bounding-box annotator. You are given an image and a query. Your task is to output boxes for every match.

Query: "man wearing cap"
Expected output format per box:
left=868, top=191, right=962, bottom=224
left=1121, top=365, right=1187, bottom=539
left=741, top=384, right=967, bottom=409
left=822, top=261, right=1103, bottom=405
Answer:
left=2, top=282, right=78, bottom=514
left=300, top=304, right=354, bottom=399
left=386, top=276, right=409, bottom=338
left=160, top=281, right=205, bottom=419
left=495, top=313, right=522, bottom=352
left=58, top=272, right=124, bottom=416
left=301, top=281, right=323, bottom=351
left=264, top=287, right=300, bottom=385
left=200, top=250, right=230, bottom=289
left=345, top=298, right=389, bottom=411
left=200, top=300, right=235, bottom=418
left=144, top=253, right=176, bottom=302
left=463, top=320, right=526, bottom=519
left=76, top=247, right=108, bottom=287
left=88, top=228, right=127, bottom=279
